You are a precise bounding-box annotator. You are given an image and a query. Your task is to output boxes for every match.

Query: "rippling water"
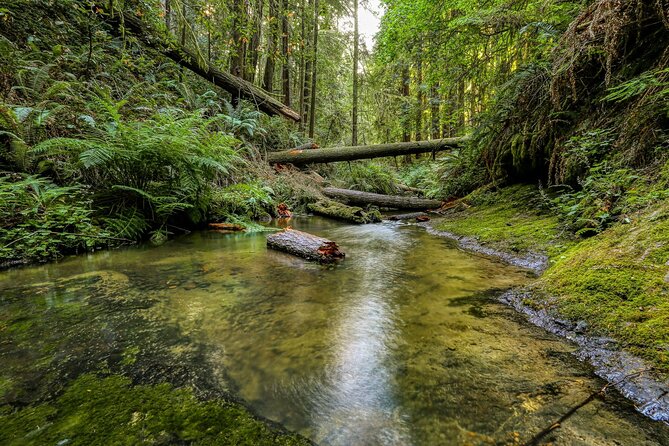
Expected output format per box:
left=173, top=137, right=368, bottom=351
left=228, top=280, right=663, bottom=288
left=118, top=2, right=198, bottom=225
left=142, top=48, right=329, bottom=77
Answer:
left=2, top=217, right=669, bottom=445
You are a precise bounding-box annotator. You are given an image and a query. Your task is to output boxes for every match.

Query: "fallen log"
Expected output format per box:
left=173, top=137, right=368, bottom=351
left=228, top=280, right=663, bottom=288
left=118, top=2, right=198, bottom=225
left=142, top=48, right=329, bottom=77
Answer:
left=308, top=200, right=381, bottom=224
left=267, top=137, right=468, bottom=165
left=323, top=188, right=443, bottom=210
left=107, top=11, right=300, bottom=121
left=386, top=212, right=429, bottom=221
left=267, top=229, right=345, bottom=263
left=208, top=222, right=245, bottom=231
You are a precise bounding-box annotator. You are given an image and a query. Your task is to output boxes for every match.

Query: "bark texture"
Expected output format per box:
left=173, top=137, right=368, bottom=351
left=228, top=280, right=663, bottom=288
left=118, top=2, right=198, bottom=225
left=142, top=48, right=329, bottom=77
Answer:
left=268, top=137, right=467, bottom=165
left=267, top=229, right=345, bottom=262
left=323, top=188, right=442, bottom=210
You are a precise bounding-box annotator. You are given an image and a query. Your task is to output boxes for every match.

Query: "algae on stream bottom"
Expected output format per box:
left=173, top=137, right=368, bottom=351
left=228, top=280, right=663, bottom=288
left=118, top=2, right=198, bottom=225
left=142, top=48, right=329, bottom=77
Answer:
left=1, top=217, right=669, bottom=445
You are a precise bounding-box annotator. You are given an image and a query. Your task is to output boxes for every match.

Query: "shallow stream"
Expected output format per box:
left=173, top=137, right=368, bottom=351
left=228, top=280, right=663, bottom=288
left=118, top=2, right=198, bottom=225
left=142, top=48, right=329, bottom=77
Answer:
left=2, top=218, right=669, bottom=445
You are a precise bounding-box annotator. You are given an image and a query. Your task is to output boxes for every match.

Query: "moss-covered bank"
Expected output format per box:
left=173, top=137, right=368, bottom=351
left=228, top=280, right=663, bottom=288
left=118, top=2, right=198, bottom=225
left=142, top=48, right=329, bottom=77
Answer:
left=431, top=185, right=669, bottom=373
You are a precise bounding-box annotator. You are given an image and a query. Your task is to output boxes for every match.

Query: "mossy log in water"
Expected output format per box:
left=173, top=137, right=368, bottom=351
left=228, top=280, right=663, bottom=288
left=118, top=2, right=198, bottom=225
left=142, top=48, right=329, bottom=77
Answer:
left=323, top=188, right=443, bottom=210
left=308, top=200, right=381, bottom=224
left=267, top=229, right=345, bottom=262
left=387, top=212, right=430, bottom=221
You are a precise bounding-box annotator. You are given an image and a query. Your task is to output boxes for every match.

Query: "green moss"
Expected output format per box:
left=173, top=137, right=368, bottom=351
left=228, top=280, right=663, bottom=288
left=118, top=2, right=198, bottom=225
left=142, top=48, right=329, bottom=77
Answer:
left=308, top=200, right=382, bottom=224
left=434, top=185, right=574, bottom=256
left=535, top=201, right=669, bottom=369
left=0, top=374, right=311, bottom=446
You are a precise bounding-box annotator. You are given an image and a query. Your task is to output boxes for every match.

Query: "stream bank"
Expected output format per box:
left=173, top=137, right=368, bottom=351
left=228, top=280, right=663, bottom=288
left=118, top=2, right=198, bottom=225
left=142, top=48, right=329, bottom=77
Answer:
left=421, top=184, right=669, bottom=421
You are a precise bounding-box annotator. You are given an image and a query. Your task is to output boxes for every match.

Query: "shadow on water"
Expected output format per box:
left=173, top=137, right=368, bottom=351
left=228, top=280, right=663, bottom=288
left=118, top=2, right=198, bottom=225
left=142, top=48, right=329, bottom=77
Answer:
left=1, top=217, right=669, bottom=445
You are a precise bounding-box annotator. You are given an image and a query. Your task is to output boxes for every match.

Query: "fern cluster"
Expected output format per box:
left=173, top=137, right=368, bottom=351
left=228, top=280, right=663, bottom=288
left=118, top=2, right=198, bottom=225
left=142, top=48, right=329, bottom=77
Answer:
left=29, top=100, right=242, bottom=241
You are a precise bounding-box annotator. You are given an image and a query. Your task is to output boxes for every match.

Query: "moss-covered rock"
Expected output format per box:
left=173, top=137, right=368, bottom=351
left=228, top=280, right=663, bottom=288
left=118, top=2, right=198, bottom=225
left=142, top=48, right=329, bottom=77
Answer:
left=0, top=374, right=312, bottom=446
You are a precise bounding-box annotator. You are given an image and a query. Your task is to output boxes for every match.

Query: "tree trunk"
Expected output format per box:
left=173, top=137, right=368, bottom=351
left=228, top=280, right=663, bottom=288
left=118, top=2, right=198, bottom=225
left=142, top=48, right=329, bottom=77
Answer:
left=263, top=0, right=279, bottom=92
left=268, top=137, right=467, bottom=165
left=431, top=83, right=440, bottom=139
left=386, top=212, right=430, bottom=221
left=401, top=64, right=411, bottom=143
left=281, top=0, right=291, bottom=105
left=248, top=0, right=264, bottom=82
left=308, top=0, right=319, bottom=138
left=230, top=0, right=247, bottom=82
left=414, top=44, right=423, bottom=141
left=267, top=229, right=345, bottom=262
left=308, top=200, right=381, bottom=224
left=110, top=11, right=300, bottom=121
left=351, top=0, right=359, bottom=146
left=298, top=0, right=308, bottom=132
left=323, top=188, right=443, bottom=210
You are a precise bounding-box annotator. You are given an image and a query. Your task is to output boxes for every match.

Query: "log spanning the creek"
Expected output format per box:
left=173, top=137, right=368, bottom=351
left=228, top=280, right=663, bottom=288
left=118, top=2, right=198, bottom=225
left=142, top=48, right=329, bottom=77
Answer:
left=267, top=137, right=469, bottom=165
left=108, top=11, right=300, bottom=121
left=323, top=188, right=443, bottom=210
left=267, top=229, right=345, bottom=263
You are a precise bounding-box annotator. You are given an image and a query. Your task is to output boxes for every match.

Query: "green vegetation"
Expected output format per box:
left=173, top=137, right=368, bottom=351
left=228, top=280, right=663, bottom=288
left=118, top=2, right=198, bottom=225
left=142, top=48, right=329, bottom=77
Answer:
left=308, top=199, right=381, bottom=224
left=432, top=180, right=669, bottom=371
left=2, top=0, right=669, bottom=440
left=0, top=374, right=311, bottom=446
left=536, top=202, right=669, bottom=369
left=435, top=185, right=573, bottom=257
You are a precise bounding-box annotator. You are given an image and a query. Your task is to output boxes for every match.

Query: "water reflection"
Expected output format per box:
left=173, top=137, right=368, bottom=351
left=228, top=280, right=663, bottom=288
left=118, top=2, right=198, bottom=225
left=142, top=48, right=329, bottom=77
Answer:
left=310, top=225, right=411, bottom=445
left=2, top=218, right=669, bottom=445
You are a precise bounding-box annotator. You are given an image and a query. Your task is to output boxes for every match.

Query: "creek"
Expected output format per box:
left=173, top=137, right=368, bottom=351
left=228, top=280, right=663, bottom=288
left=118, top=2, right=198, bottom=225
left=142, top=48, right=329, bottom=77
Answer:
left=2, top=217, right=668, bottom=445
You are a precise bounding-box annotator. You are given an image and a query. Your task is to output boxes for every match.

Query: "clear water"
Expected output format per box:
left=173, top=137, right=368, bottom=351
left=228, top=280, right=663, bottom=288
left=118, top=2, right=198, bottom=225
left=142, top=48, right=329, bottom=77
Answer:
left=2, top=217, right=668, bottom=445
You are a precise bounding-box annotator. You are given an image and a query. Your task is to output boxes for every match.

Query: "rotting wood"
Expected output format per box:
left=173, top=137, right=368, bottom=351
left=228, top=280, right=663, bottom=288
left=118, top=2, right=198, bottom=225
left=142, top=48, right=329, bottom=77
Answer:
left=323, top=188, right=443, bottom=210
left=106, top=10, right=300, bottom=121
left=267, top=137, right=468, bottom=165
left=209, top=223, right=245, bottom=231
left=308, top=200, right=381, bottom=224
left=267, top=229, right=345, bottom=263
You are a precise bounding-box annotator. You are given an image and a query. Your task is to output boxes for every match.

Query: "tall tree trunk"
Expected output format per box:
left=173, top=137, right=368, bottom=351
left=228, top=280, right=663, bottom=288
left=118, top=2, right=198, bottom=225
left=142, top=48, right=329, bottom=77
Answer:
left=351, top=0, right=359, bottom=146
left=401, top=64, right=410, bottom=143
left=430, top=83, right=440, bottom=139
left=230, top=0, right=247, bottom=87
left=263, top=0, right=279, bottom=92
left=414, top=44, right=423, bottom=141
left=308, top=0, right=319, bottom=139
left=249, top=0, right=264, bottom=82
left=281, top=0, right=291, bottom=105
left=457, top=79, right=465, bottom=131
left=298, top=0, right=307, bottom=132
